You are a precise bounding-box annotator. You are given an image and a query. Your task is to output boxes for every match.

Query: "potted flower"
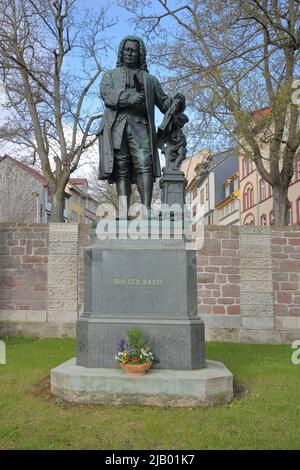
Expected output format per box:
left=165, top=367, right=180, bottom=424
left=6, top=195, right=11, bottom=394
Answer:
left=115, top=327, right=154, bottom=376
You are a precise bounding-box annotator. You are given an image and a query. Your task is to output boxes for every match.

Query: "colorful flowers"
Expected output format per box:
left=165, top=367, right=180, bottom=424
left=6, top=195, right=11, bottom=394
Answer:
left=115, top=327, right=154, bottom=365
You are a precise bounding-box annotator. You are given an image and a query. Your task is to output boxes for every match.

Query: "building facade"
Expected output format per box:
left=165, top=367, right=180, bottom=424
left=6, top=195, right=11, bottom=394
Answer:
left=215, top=172, right=240, bottom=226
left=182, top=148, right=240, bottom=226
left=0, top=155, right=49, bottom=223
left=0, top=155, right=99, bottom=224
left=66, top=178, right=99, bottom=224
left=182, top=149, right=210, bottom=226
left=239, top=155, right=300, bottom=226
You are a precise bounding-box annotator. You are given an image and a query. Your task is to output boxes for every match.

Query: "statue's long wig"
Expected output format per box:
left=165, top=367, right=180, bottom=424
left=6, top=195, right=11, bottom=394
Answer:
left=116, top=36, right=148, bottom=72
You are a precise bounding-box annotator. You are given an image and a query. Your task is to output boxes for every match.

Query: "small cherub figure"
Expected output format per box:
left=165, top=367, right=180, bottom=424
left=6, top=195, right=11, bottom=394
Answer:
left=162, top=111, right=189, bottom=171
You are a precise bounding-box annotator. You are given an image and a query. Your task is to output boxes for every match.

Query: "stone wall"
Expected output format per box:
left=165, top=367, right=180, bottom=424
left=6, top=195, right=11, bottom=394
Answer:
left=0, top=224, right=79, bottom=337
left=198, top=226, right=300, bottom=343
left=1, top=223, right=300, bottom=343
left=272, top=228, right=300, bottom=341
left=0, top=224, right=49, bottom=335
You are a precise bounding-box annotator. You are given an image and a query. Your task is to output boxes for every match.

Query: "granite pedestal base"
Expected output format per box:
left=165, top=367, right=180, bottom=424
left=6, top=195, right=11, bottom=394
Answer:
left=77, top=315, right=205, bottom=369
left=51, top=358, right=233, bottom=407
left=76, top=238, right=206, bottom=370
left=50, top=235, right=234, bottom=406
left=160, top=168, right=187, bottom=208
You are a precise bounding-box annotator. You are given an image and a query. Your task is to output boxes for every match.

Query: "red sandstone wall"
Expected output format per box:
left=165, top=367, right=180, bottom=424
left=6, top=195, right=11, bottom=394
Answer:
left=1, top=223, right=300, bottom=343
left=197, top=226, right=240, bottom=315
left=272, top=228, right=300, bottom=319
left=0, top=224, right=48, bottom=319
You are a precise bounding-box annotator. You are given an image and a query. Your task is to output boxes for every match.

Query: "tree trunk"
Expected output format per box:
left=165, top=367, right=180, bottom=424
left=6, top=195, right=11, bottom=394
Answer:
left=273, top=185, right=290, bottom=226
left=50, top=187, right=66, bottom=223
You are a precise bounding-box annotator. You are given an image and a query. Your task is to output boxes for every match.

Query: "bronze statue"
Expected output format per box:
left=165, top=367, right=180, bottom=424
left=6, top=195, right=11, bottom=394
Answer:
left=157, top=96, right=189, bottom=171
left=98, top=35, right=184, bottom=217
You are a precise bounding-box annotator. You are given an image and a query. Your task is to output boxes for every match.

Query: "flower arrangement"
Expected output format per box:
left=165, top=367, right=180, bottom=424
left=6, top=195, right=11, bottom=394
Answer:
left=115, top=327, right=154, bottom=365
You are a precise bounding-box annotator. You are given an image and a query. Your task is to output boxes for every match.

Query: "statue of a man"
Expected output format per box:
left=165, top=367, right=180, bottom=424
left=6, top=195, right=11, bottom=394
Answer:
left=98, top=35, right=184, bottom=217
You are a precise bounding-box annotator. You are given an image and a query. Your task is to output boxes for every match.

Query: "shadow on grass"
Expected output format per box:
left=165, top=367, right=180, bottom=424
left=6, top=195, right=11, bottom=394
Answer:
left=233, top=378, right=247, bottom=401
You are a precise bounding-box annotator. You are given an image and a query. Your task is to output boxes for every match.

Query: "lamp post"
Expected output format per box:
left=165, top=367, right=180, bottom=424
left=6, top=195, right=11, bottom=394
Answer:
left=32, top=191, right=40, bottom=223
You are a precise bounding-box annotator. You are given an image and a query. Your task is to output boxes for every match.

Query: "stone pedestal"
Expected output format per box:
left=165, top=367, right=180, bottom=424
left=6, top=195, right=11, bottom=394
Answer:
left=76, top=238, right=205, bottom=369
left=160, top=168, right=187, bottom=208
left=51, top=230, right=234, bottom=406
left=51, top=358, right=233, bottom=407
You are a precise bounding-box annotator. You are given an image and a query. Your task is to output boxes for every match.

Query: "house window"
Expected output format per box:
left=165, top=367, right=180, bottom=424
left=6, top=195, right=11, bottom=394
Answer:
left=242, top=159, right=254, bottom=178
left=296, top=159, right=300, bottom=181
left=269, top=183, right=273, bottom=197
left=243, top=184, right=254, bottom=211
left=260, top=179, right=267, bottom=201
left=242, top=159, right=248, bottom=178
left=79, top=215, right=83, bottom=224
left=233, top=178, right=238, bottom=192
left=260, top=214, right=267, bottom=226
left=225, top=185, right=230, bottom=198
left=47, top=190, right=52, bottom=203
left=192, top=205, right=197, bottom=216
left=288, top=203, right=293, bottom=226
left=71, top=211, right=78, bottom=222
left=297, top=198, right=300, bottom=224
left=193, top=188, right=198, bottom=199
left=205, top=183, right=209, bottom=201
left=269, top=210, right=274, bottom=225
left=200, top=188, right=204, bottom=204
left=243, top=213, right=255, bottom=225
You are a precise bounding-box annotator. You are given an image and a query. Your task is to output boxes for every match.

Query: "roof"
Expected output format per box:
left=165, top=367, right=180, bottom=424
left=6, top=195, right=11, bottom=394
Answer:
left=0, top=154, right=48, bottom=187
left=69, top=178, right=88, bottom=185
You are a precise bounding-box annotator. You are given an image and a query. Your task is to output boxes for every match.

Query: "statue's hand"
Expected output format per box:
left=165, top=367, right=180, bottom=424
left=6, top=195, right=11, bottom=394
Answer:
left=128, top=92, right=145, bottom=106
left=173, top=93, right=185, bottom=111
left=174, top=92, right=185, bottom=102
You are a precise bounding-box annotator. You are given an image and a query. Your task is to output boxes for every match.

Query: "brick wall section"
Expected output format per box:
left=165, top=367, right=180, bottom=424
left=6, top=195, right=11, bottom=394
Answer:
left=0, top=224, right=48, bottom=328
left=1, top=223, right=300, bottom=343
left=272, top=227, right=300, bottom=342
left=0, top=223, right=78, bottom=337
left=197, top=226, right=240, bottom=337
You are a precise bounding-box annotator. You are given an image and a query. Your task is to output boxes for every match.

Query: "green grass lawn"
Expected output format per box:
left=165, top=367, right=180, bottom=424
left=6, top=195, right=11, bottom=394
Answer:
left=0, top=337, right=299, bottom=450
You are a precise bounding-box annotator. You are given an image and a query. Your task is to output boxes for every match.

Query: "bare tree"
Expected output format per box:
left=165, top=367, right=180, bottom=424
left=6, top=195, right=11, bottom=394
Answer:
left=0, top=0, right=114, bottom=221
left=122, top=0, right=300, bottom=225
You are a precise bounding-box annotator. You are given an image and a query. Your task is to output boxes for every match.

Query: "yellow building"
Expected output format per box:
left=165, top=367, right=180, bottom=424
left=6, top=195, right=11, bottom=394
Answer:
left=65, top=178, right=87, bottom=224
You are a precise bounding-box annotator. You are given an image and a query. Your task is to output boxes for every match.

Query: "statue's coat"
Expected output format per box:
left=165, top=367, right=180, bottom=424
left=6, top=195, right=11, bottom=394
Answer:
left=98, top=67, right=172, bottom=182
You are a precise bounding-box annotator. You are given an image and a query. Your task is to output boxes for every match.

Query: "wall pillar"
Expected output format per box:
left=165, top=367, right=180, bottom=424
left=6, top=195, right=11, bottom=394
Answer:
left=47, top=223, right=79, bottom=336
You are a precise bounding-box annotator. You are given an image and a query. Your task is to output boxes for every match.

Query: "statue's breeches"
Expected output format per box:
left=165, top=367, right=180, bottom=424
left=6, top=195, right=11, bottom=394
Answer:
left=112, top=121, right=152, bottom=179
